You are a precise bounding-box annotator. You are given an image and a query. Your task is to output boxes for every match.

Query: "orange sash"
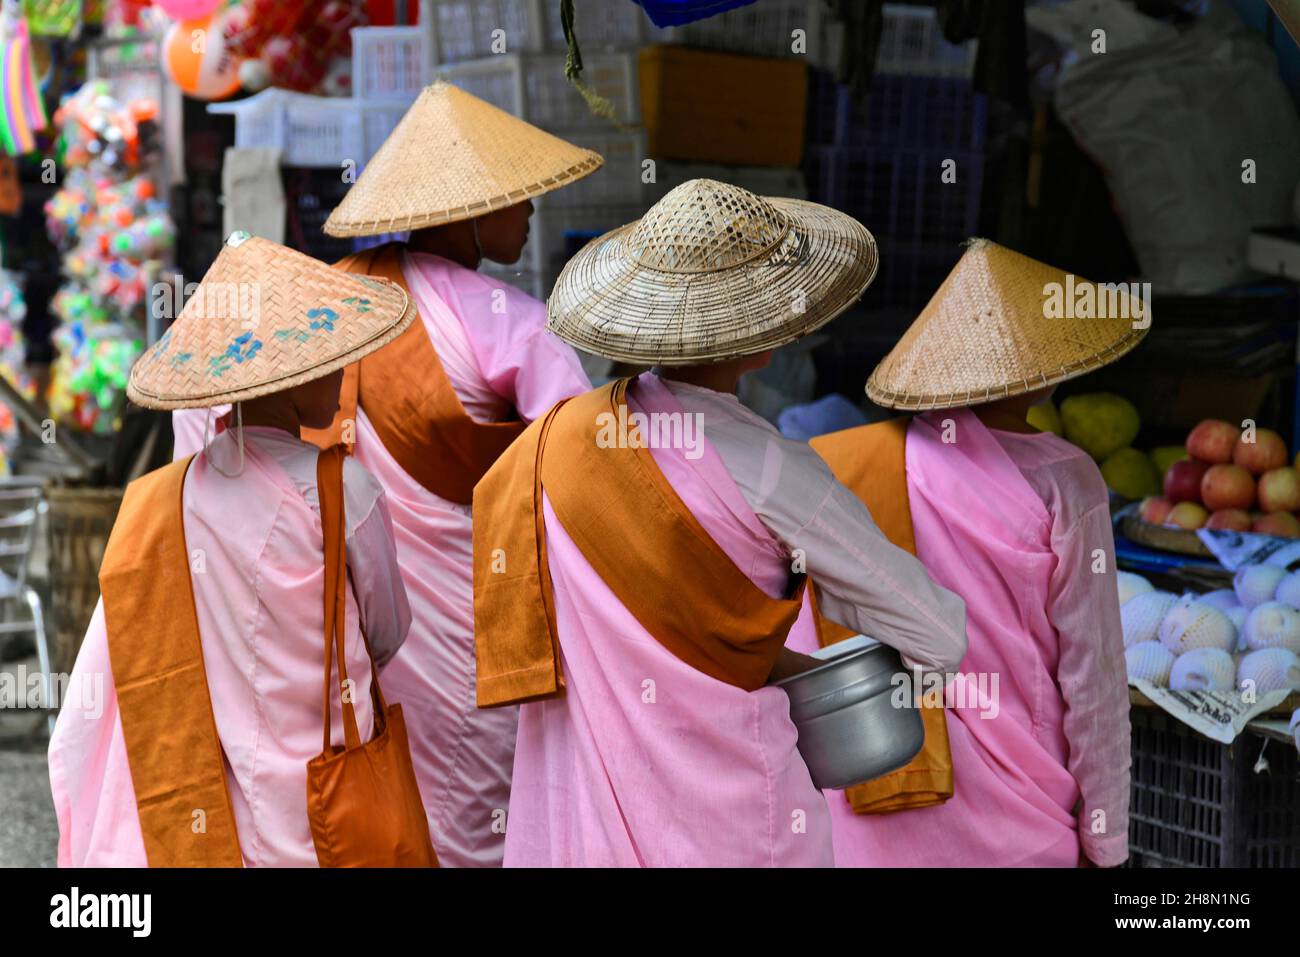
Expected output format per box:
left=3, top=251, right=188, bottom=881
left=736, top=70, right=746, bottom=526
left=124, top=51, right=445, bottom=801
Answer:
left=100, top=456, right=244, bottom=866
left=473, top=378, right=806, bottom=708
left=301, top=243, right=526, bottom=504
left=809, top=418, right=955, bottom=814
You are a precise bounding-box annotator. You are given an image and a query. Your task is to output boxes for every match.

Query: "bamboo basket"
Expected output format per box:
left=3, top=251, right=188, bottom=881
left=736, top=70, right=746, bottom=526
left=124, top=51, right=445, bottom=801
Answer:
left=45, top=486, right=122, bottom=675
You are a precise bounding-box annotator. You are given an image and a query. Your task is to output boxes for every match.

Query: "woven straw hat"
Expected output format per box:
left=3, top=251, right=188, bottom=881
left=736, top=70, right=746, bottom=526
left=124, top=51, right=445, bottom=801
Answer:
left=547, top=178, right=877, bottom=364
left=128, top=232, right=415, bottom=410
left=323, top=81, right=604, bottom=237
left=866, top=238, right=1150, bottom=410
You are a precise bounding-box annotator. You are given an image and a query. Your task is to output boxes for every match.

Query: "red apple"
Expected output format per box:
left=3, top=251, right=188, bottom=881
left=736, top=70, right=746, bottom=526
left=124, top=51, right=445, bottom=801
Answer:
left=1187, top=419, right=1241, bottom=464
left=1165, top=501, right=1209, bottom=530
left=1200, top=464, right=1255, bottom=510
left=1232, top=428, right=1288, bottom=475
left=1257, top=467, right=1300, bottom=513
left=1205, top=508, right=1252, bottom=531
left=1164, top=458, right=1210, bottom=504
left=1253, top=512, right=1300, bottom=538
left=1139, top=496, right=1173, bottom=524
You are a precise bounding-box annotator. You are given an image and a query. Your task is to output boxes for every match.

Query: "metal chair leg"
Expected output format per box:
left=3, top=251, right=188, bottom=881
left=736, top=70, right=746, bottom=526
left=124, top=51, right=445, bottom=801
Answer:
left=25, top=587, right=54, bottom=735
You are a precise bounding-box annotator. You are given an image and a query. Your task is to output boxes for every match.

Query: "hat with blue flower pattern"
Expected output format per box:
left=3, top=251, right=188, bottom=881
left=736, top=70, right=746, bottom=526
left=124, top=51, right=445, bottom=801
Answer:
left=128, top=232, right=415, bottom=409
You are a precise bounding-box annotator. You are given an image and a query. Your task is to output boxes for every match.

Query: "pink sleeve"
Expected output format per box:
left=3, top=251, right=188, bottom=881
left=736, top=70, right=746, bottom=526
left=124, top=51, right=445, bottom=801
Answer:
left=1047, top=500, right=1131, bottom=867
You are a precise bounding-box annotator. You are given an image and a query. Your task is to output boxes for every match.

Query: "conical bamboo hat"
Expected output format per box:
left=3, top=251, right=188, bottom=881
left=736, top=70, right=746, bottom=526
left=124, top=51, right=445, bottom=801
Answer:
left=128, top=232, right=415, bottom=409
left=866, top=239, right=1150, bottom=410
left=323, top=81, right=604, bottom=237
left=547, top=178, right=878, bottom=364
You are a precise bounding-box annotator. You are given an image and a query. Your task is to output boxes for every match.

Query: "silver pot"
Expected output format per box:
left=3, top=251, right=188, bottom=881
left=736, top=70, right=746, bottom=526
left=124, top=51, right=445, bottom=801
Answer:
left=772, top=636, right=924, bottom=790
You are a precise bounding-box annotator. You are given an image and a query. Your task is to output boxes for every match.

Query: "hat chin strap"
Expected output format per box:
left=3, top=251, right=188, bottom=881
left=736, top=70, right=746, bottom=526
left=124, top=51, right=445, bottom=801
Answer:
left=473, top=218, right=484, bottom=266
left=202, top=402, right=247, bottom=478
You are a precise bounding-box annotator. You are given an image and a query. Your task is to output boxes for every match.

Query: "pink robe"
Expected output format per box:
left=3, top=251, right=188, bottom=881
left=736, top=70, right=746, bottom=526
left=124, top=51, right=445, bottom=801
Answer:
left=504, top=375, right=833, bottom=867
left=173, top=252, right=589, bottom=867
left=789, top=409, right=1131, bottom=867
left=48, top=429, right=395, bottom=866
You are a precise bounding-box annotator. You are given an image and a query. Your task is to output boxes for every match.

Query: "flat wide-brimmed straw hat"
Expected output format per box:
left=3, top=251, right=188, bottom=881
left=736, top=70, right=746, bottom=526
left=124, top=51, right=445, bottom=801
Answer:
left=867, top=238, right=1150, bottom=410
left=128, top=232, right=415, bottom=410
left=547, top=178, right=878, bottom=364
left=323, top=81, right=604, bottom=238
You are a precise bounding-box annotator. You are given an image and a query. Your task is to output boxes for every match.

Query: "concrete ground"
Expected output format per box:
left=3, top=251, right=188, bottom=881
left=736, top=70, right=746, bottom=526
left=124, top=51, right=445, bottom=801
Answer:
left=0, top=651, right=57, bottom=868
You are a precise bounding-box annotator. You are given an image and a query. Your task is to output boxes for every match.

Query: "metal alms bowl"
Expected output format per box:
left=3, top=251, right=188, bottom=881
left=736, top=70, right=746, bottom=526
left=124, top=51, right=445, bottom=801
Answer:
left=772, top=636, right=924, bottom=790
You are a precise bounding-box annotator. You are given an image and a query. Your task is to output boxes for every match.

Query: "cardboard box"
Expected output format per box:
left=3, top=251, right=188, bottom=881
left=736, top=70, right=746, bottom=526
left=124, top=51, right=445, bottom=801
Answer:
left=638, top=45, right=807, bottom=168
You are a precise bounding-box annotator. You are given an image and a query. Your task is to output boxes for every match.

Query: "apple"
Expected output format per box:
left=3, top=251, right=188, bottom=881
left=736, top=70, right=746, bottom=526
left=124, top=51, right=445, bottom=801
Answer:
left=1139, top=496, right=1173, bottom=524
left=1187, top=419, right=1241, bottom=464
left=1165, top=501, right=1209, bottom=530
left=1201, top=464, right=1255, bottom=511
left=1253, top=512, right=1300, bottom=538
left=1257, top=467, right=1300, bottom=513
left=1164, top=458, right=1210, bottom=504
left=1233, top=428, right=1288, bottom=475
left=1206, top=508, right=1252, bottom=532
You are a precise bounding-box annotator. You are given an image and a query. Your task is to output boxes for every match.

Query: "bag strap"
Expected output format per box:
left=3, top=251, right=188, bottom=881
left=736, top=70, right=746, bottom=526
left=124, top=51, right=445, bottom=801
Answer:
left=317, top=445, right=388, bottom=754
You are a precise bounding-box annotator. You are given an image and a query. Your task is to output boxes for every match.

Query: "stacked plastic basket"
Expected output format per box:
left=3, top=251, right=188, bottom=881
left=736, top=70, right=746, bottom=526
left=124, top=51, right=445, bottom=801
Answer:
left=429, top=0, right=651, bottom=299
left=805, top=5, right=985, bottom=310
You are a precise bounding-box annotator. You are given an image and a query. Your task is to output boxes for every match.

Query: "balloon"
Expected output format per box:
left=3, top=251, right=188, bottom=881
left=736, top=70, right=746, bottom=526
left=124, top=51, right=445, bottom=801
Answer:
left=238, top=57, right=271, bottom=92
left=155, top=0, right=222, bottom=19
left=163, top=13, right=242, bottom=101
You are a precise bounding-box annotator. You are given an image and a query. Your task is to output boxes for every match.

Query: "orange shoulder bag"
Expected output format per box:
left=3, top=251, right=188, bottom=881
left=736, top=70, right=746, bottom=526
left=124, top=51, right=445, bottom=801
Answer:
left=305, top=445, right=438, bottom=867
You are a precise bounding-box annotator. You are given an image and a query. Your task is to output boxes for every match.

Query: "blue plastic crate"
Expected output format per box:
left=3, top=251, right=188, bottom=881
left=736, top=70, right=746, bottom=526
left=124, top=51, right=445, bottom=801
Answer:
left=806, top=144, right=983, bottom=246
left=837, top=74, right=987, bottom=151
left=805, top=71, right=987, bottom=150
left=867, top=238, right=963, bottom=310
left=806, top=69, right=840, bottom=146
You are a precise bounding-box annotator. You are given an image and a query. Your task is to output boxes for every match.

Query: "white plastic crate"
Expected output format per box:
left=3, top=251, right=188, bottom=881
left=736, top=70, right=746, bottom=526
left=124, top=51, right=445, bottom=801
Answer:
left=282, top=101, right=366, bottom=168
left=541, top=0, right=648, bottom=53
left=426, top=0, right=644, bottom=64
left=209, top=90, right=365, bottom=168
left=437, top=51, right=639, bottom=127
left=360, top=100, right=415, bottom=166
left=352, top=26, right=430, bottom=101
left=877, top=4, right=977, bottom=78
left=427, top=0, right=545, bottom=64
left=666, top=0, right=827, bottom=63
left=542, top=128, right=647, bottom=207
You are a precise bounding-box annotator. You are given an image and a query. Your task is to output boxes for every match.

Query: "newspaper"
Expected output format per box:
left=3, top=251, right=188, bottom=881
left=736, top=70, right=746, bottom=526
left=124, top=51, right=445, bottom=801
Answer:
left=1197, top=528, right=1300, bottom=572
left=1130, top=679, right=1293, bottom=743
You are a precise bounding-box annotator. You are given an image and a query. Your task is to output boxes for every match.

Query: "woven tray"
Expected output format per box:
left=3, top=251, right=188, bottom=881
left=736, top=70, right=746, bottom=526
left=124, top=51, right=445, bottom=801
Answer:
left=1120, top=508, right=1215, bottom=558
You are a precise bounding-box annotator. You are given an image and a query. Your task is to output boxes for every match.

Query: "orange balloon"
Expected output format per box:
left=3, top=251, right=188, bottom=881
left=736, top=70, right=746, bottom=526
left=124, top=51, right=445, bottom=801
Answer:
left=163, top=14, right=242, bottom=101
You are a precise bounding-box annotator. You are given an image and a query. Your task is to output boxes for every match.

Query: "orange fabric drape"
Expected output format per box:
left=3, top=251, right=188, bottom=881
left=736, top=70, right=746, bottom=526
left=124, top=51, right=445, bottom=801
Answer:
left=473, top=378, right=806, bottom=708
left=100, top=456, right=244, bottom=866
left=301, top=243, right=526, bottom=505
left=810, top=418, right=955, bottom=814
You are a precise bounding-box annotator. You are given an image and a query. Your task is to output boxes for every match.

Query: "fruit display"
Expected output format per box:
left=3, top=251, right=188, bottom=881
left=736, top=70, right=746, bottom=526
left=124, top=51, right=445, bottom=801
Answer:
left=1045, top=392, right=1172, bottom=500
left=1119, top=570, right=1300, bottom=694
left=1134, top=418, right=1300, bottom=539
left=1060, top=393, right=1140, bottom=459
